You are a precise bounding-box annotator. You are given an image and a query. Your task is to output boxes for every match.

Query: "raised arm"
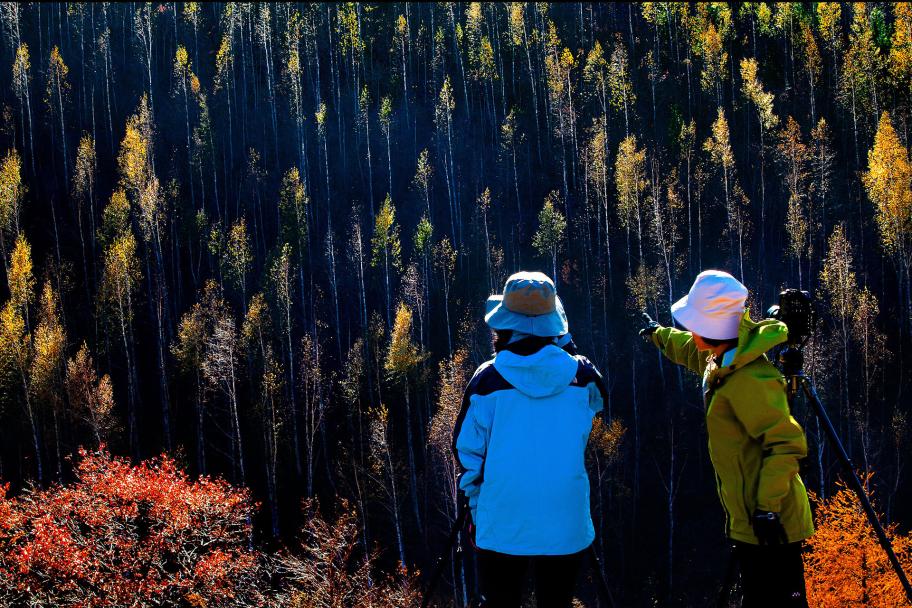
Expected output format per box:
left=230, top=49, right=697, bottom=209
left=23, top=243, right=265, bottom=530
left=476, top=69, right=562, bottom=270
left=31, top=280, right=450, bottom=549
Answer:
left=649, top=326, right=707, bottom=376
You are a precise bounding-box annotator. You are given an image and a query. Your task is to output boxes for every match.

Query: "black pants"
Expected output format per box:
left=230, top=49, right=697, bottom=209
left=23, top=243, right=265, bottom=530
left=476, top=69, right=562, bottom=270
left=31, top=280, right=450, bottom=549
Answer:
left=476, top=546, right=584, bottom=607
left=734, top=541, right=809, bottom=608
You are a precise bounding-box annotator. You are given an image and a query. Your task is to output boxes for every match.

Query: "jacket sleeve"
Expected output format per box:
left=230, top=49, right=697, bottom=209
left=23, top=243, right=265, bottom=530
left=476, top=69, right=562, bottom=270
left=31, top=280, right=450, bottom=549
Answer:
left=723, top=362, right=808, bottom=513
left=650, top=326, right=707, bottom=376
left=575, top=356, right=606, bottom=415
left=455, top=394, right=494, bottom=522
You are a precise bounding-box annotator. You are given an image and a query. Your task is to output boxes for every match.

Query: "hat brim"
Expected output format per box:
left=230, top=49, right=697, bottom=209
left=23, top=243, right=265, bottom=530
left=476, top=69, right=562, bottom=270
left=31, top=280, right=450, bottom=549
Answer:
left=671, top=293, right=740, bottom=340
left=485, top=295, right=568, bottom=337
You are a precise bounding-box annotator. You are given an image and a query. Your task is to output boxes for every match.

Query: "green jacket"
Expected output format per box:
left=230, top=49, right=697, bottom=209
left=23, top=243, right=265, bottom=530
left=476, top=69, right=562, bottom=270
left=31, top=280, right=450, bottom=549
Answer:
left=650, top=310, right=815, bottom=545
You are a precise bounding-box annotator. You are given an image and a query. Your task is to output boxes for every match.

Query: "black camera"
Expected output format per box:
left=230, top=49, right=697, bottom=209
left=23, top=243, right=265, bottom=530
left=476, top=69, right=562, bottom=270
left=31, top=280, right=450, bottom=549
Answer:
left=766, top=289, right=814, bottom=346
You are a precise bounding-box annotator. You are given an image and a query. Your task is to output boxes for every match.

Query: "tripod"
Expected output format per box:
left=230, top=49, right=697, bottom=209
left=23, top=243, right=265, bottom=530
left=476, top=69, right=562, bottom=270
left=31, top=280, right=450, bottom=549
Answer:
left=780, top=344, right=912, bottom=605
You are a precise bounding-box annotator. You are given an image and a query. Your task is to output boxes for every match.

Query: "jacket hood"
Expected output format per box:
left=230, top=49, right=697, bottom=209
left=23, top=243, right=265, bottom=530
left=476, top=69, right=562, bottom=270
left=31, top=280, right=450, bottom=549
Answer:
left=717, top=309, right=788, bottom=379
left=493, top=344, right=579, bottom=398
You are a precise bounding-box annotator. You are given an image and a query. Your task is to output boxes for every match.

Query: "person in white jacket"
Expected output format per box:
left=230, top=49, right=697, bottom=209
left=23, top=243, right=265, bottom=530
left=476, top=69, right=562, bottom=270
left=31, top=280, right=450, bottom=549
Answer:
left=453, top=271, right=606, bottom=607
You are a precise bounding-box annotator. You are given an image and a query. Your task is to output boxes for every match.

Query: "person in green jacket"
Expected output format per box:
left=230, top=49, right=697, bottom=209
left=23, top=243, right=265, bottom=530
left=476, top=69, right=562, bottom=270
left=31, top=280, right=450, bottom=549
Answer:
left=640, top=269, right=814, bottom=608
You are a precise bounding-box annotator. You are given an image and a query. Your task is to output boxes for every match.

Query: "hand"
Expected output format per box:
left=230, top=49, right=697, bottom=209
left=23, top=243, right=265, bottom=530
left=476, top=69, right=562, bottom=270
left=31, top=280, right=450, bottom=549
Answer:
left=752, top=510, right=788, bottom=545
left=638, top=312, right=661, bottom=341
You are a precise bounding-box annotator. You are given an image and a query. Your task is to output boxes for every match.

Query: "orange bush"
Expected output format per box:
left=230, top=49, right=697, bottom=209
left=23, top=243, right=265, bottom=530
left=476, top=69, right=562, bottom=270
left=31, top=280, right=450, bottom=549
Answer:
left=805, top=480, right=912, bottom=607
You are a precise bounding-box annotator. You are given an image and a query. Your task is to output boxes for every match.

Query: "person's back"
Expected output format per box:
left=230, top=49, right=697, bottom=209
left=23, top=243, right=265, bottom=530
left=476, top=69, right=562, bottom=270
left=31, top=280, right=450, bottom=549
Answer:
left=457, top=342, right=603, bottom=555
left=453, top=272, right=605, bottom=607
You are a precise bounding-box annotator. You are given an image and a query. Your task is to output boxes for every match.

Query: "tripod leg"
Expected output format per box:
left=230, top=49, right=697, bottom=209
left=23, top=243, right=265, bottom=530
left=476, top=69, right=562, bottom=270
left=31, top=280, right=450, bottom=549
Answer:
left=800, top=376, right=912, bottom=604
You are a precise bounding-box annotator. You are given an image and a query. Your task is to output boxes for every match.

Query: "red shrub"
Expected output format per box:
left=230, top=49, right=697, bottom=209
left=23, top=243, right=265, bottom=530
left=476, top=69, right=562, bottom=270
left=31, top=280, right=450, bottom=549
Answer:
left=0, top=448, right=269, bottom=607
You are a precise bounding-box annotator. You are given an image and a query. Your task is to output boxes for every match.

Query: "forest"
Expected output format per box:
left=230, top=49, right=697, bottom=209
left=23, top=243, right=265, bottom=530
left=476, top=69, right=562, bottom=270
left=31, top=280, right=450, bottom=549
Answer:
left=1, top=2, right=912, bottom=606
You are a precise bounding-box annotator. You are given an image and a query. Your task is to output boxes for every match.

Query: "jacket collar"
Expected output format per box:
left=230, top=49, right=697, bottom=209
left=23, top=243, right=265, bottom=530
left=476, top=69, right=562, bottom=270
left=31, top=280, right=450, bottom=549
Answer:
left=706, top=309, right=788, bottom=384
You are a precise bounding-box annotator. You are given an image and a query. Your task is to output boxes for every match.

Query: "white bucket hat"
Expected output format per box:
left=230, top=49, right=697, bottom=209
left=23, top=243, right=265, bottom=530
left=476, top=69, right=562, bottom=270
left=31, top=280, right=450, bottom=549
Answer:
left=671, top=270, right=748, bottom=340
left=485, top=271, right=568, bottom=337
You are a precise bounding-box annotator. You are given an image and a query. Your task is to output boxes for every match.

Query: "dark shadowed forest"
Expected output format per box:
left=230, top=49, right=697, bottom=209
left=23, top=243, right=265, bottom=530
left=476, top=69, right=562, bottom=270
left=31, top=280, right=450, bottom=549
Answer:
left=1, top=2, right=912, bottom=606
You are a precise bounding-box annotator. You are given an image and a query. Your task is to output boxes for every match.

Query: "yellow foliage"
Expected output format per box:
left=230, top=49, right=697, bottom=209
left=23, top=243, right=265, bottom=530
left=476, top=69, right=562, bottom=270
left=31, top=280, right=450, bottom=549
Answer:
left=215, top=35, right=233, bottom=92
left=183, top=2, right=199, bottom=22
left=30, top=282, right=65, bottom=401
left=429, top=349, right=471, bottom=462
left=840, top=3, right=883, bottom=118
left=12, top=44, right=30, bottom=96
left=435, top=77, right=455, bottom=128
left=626, top=263, right=663, bottom=311
left=615, top=135, right=646, bottom=228
left=778, top=116, right=811, bottom=262
left=0, top=301, right=29, bottom=377
left=508, top=3, right=525, bottom=47
left=73, top=134, right=95, bottom=201
left=315, top=102, right=327, bottom=130
left=117, top=97, right=153, bottom=194
left=118, top=123, right=146, bottom=189
left=175, top=45, right=190, bottom=71
left=740, top=57, right=779, bottom=132
left=285, top=52, right=301, bottom=80
left=46, top=46, right=69, bottom=94
left=799, top=23, right=822, bottom=81
left=225, top=218, right=252, bottom=291
left=385, top=303, right=422, bottom=376
left=820, top=224, right=858, bottom=325
left=337, top=3, right=363, bottom=56
left=279, top=167, right=308, bottom=251
left=242, top=292, right=270, bottom=348
left=100, top=189, right=131, bottom=247
left=8, top=233, right=34, bottom=312
left=66, top=343, right=115, bottom=442
left=698, top=21, right=728, bottom=94
left=863, top=112, right=912, bottom=257
left=704, top=107, right=734, bottom=170
left=0, top=148, right=24, bottom=236
left=101, top=233, right=141, bottom=319
left=137, top=175, right=163, bottom=243
left=893, top=4, right=912, bottom=89
left=173, top=302, right=207, bottom=371
left=371, top=194, right=402, bottom=271
left=607, top=38, right=635, bottom=116
left=817, top=3, right=843, bottom=51
left=588, top=417, right=625, bottom=463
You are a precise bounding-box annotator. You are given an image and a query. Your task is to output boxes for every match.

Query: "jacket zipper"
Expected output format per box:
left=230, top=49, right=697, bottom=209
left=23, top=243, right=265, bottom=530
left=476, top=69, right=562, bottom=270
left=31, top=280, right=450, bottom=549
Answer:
left=706, top=384, right=731, bottom=537
left=714, top=472, right=731, bottom=537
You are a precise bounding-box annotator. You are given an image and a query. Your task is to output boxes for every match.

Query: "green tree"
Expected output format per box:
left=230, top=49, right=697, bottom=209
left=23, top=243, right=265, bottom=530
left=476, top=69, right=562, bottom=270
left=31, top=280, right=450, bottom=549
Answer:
left=532, top=190, right=566, bottom=281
